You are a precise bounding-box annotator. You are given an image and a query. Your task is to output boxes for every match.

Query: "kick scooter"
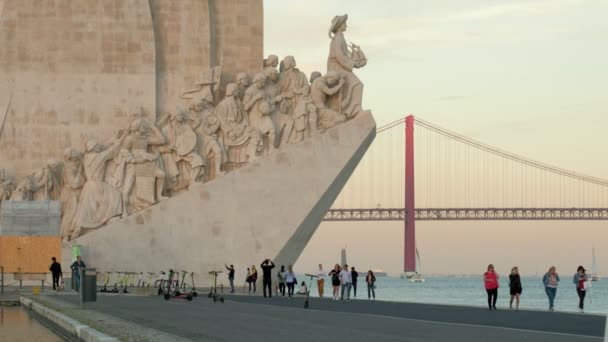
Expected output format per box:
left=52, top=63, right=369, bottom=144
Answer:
left=208, top=270, right=224, bottom=303
left=162, top=269, right=193, bottom=301
left=303, top=274, right=319, bottom=309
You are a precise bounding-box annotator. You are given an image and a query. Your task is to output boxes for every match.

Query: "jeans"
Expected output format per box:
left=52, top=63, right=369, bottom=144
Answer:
left=229, top=277, right=234, bottom=293
left=74, top=273, right=80, bottom=292
left=248, top=280, right=256, bottom=292
left=263, top=277, right=272, bottom=297
left=576, top=288, right=586, bottom=309
left=367, top=283, right=375, bottom=299
left=352, top=282, right=357, bottom=297
left=52, top=275, right=60, bottom=290
left=279, top=283, right=286, bottom=296
left=545, top=286, right=557, bottom=308
left=341, top=282, right=352, bottom=299
left=287, top=282, right=296, bottom=297
left=486, top=288, right=498, bottom=309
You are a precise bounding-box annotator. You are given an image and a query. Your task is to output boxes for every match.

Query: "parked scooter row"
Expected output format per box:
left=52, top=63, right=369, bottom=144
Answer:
left=156, top=269, right=198, bottom=301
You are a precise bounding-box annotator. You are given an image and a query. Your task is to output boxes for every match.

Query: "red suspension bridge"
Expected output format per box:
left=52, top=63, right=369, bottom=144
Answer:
left=325, top=115, right=608, bottom=274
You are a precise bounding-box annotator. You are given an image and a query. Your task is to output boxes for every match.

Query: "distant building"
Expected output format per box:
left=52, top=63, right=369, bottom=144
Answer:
left=341, top=248, right=347, bottom=266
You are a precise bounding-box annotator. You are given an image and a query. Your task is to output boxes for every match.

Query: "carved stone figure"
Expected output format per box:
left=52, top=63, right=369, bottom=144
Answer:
left=120, top=117, right=168, bottom=213
left=244, top=73, right=276, bottom=158
left=328, top=14, right=366, bottom=119
left=263, top=54, right=279, bottom=69
left=71, top=132, right=128, bottom=239
left=160, top=110, right=205, bottom=193
left=264, top=67, right=293, bottom=146
left=292, top=85, right=318, bottom=141
left=188, top=89, right=226, bottom=181
left=311, top=71, right=346, bottom=130
left=310, top=71, right=322, bottom=84
left=10, top=179, right=32, bottom=201
left=216, top=83, right=253, bottom=167
left=235, top=73, right=250, bottom=101
left=0, top=168, right=15, bottom=202
left=26, top=160, right=61, bottom=201
left=279, top=56, right=309, bottom=115
left=60, top=148, right=85, bottom=242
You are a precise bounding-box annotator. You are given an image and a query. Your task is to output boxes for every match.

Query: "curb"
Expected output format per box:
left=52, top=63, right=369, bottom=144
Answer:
left=20, top=296, right=119, bottom=342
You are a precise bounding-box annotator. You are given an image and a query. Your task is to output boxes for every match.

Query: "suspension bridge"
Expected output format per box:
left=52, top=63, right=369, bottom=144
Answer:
left=325, top=115, right=608, bottom=274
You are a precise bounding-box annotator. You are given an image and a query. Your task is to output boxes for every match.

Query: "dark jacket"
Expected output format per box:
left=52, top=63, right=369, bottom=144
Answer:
left=70, top=260, right=86, bottom=275
left=351, top=270, right=359, bottom=284
left=49, top=261, right=62, bottom=276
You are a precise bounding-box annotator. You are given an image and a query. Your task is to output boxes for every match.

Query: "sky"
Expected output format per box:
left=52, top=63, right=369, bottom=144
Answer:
left=265, top=0, right=608, bottom=276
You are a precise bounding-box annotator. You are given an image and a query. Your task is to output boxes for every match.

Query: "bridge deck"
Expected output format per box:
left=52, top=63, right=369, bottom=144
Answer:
left=48, top=294, right=605, bottom=342
left=324, top=208, right=608, bottom=221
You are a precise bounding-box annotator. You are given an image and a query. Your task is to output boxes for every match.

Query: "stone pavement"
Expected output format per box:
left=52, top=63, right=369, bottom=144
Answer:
left=49, top=293, right=606, bottom=342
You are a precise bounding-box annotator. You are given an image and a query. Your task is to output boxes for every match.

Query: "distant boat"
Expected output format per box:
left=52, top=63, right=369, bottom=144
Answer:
left=400, top=248, right=425, bottom=282
left=371, top=269, right=387, bottom=277
left=591, top=246, right=600, bottom=281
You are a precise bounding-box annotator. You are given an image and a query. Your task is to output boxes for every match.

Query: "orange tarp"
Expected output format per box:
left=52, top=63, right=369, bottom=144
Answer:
left=0, top=236, right=61, bottom=273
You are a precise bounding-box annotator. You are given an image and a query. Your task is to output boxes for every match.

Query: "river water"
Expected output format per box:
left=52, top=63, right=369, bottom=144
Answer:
left=305, top=276, right=608, bottom=314
left=0, top=307, right=61, bottom=342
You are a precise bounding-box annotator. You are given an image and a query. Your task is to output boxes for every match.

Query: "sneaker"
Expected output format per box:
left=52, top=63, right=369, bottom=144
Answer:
left=550, top=307, right=554, bottom=311
left=579, top=309, right=584, bottom=313
left=493, top=306, right=497, bottom=310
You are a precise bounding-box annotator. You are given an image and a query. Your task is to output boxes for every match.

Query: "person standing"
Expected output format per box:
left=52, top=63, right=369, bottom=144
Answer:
left=250, top=266, right=258, bottom=293
left=351, top=266, right=359, bottom=298
left=329, top=264, right=341, bottom=300
left=286, top=265, right=297, bottom=298
left=317, top=264, right=325, bottom=298
left=277, top=265, right=286, bottom=296
left=573, top=266, right=588, bottom=313
left=508, top=266, right=522, bottom=310
left=366, top=270, right=376, bottom=300
left=484, top=264, right=499, bottom=310
left=340, top=263, right=352, bottom=300
left=70, top=255, right=86, bottom=292
left=225, top=264, right=235, bottom=293
left=543, top=266, right=560, bottom=311
left=49, top=257, right=63, bottom=291
left=260, top=259, right=275, bottom=298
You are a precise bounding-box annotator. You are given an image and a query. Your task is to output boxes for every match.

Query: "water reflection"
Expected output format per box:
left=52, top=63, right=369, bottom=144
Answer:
left=0, top=307, right=61, bottom=342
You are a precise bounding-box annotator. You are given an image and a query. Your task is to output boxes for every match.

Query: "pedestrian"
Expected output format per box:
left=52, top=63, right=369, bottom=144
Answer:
left=260, top=259, right=275, bottom=298
left=278, top=265, right=286, bottom=296
left=329, top=264, right=341, bottom=300
left=351, top=266, right=359, bottom=298
left=542, top=266, right=560, bottom=311
left=573, top=266, right=588, bottom=313
left=340, top=263, right=352, bottom=300
left=508, top=266, right=522, bottom=310
left=70, top=255, right=86, bottom=292
left=49, top=257, right=62, bottom=291
left=250, top=265, right=258, bottom=292
left=366, top=270, right=376, bottom=300
left=245, top=267, right=251, bottom=290
left=225, top=264, right=235, bottom=293
left=317, top=264, right=325, bottom=298
left=296, top=281, right=308, bottom=295
left=286, top=265, right=297, bottom=298
left=484, top=264, right=499, bottom=310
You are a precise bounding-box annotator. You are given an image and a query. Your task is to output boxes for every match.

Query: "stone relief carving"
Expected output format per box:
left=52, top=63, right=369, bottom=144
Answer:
left=1, top=14, right=369, bottom=241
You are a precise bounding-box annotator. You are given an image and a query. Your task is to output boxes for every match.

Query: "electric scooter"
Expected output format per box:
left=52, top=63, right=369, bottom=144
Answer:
left=178, top=270, right=198, bottom=297
left=303, top=274, right=319, bottom=309
left=208, top=270, right=224, bottom=303
left=98, top=271, right=112, bottom=293
left=161, top=269, right=193, bottom=301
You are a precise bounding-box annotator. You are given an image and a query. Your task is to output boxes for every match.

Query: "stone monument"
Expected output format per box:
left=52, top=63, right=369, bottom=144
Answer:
left=0, top=4, right=375, bottom=283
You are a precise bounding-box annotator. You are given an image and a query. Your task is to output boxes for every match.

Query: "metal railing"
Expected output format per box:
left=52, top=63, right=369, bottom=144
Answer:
left=1, top=266, right=4, bottom=294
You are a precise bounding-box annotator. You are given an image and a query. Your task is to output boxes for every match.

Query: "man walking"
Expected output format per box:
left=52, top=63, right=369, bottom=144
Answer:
left=260, top=258, right=275, bottom=298
left=339, top=263, right=352, bottom=300
left=317, top=264, right=325, bottom=298
left=70, top=255, right=86, bottom=292
left=225, top=264, right=235, bottom=293
left=351, top=266, right=359, bottom=298
left=49, top=257, right=62, bottom=290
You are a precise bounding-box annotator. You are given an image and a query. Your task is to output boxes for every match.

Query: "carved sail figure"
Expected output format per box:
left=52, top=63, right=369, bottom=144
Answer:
left=60, top=148, right=85, bottom=242
left=27, top=160, right=61, bottom=200
left=244, top=73, right=276, bottom=158
left=264, top=67, right=293, bottom=146
left=327, top=14, right=366, bottom=119
left=71, top=132, right=128, bottom=239
left=279, top=56, right=309, bottom=116
left=292, top=85, right=318, bottom=141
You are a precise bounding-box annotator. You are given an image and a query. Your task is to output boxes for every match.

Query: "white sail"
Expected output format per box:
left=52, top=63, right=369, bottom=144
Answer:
left=592, top=246, right=600, bottom=281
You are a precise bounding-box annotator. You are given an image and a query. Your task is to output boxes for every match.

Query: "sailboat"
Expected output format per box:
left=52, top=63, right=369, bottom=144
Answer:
left=591, top=246, right=600, bottom=281
left=409, top=248, right=425, bottom=283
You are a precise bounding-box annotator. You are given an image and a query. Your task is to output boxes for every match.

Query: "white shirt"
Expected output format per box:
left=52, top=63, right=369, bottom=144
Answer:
left=339, top=270, right=352, bottom=283
left=317, top=268, right=325, bottom=280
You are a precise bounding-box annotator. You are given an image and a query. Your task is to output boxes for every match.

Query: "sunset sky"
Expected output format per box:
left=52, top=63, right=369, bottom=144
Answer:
left=265, top=0, right=608, bottom=276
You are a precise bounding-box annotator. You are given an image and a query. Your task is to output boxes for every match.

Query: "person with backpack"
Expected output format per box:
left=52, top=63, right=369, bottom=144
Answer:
left=573, top=266, right=589, bottom=313
left=249, top=266, right=258, bottom=293
left=328, top=264, right=341, bottom=300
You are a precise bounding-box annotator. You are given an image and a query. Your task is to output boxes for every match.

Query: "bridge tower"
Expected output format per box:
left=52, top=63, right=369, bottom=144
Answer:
left=404, top=115, right=416, bottom=276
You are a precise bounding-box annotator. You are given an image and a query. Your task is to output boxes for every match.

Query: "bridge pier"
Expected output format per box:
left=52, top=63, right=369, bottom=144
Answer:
left=404, top=115, right=416, bottom=275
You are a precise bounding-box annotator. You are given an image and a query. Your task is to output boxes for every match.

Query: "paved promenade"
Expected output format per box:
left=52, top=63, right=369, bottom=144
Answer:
left=46, top=293, right=606, bottom=342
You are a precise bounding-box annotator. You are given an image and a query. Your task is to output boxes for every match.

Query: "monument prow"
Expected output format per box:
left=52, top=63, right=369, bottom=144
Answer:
left=68, top=110, right=375, bottom=282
